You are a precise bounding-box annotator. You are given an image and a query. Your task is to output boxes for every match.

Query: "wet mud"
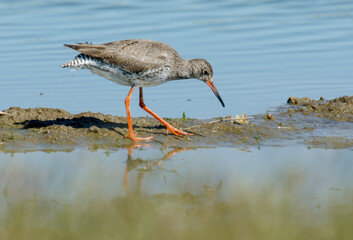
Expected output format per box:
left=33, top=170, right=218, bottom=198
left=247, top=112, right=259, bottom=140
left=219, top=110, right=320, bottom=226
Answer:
left=1, top=96, right=353, bottom=152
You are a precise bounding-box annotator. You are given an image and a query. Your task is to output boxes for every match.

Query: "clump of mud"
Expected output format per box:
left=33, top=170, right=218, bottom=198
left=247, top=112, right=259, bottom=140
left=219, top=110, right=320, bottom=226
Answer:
left=287, top=96, right=353, bottom=122
left=1, top=95, right=353, bottom=151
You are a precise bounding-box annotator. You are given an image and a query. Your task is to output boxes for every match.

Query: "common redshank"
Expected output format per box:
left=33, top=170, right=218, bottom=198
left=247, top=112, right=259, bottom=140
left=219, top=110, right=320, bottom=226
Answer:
left=61, top=39, right=224, bottom=141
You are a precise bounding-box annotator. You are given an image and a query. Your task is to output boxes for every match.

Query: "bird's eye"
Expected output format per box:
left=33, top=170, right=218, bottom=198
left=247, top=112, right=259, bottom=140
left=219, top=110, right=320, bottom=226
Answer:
left=203, top=70, right=209, bottom=75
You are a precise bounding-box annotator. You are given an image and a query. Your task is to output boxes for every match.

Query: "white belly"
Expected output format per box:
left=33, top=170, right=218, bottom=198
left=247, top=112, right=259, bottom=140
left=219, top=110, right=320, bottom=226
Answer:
left=63, top=54, right=171, bottom=87
left=88, top=65, right=170, bottom=87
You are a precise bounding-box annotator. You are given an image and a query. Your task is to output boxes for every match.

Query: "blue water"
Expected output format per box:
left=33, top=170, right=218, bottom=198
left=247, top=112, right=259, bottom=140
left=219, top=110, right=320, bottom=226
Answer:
left=1, top=0, right=353, bottom=118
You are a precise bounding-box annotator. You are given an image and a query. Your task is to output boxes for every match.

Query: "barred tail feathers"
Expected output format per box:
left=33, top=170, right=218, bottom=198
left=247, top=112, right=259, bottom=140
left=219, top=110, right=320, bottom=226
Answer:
left=61, top=54, right=94, bottom=68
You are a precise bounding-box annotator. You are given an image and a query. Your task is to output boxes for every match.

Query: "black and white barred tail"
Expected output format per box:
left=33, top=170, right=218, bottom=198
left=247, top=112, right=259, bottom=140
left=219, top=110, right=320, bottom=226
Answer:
left=61, top=54, right=100, bottom=68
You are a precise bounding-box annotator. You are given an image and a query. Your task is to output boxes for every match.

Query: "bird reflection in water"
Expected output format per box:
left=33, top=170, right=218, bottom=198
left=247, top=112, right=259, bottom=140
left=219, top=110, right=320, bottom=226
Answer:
left=122, top=143, right=190, bottom=195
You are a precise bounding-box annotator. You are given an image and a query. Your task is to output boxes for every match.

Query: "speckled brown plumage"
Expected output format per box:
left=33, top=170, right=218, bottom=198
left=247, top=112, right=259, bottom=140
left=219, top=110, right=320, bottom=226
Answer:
left=61, top=39, right=224, bottom=141
left=63, top=40, right=177, bottom=74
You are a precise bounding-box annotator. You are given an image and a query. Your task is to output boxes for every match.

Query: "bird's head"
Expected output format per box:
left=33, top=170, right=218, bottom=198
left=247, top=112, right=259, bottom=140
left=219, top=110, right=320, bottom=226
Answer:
left=189, top=58, right=225, bottom=107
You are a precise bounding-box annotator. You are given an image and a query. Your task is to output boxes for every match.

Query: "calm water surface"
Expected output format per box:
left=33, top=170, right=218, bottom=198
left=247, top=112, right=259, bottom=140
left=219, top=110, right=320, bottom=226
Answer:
left=1, top=0, right=353, bottom=118
left=1, top=146, right=352, bottom=238
left=0, top=146, right=352, bottom=205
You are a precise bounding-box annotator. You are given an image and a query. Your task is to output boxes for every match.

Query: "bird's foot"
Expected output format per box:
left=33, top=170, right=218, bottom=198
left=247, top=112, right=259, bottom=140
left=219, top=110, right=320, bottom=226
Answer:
left=125, top=132, right=153, bottom=142
left=166, top=125, right=193, bottom=137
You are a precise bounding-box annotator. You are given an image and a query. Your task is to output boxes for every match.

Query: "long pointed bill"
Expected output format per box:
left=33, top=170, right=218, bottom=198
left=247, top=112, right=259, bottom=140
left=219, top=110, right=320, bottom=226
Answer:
left=207, top=81, right=225, bottom=107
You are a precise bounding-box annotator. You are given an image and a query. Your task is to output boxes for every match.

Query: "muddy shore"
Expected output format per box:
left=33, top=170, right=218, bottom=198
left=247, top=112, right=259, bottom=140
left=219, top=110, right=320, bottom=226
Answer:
left=1, top=96, right=352, bottom=152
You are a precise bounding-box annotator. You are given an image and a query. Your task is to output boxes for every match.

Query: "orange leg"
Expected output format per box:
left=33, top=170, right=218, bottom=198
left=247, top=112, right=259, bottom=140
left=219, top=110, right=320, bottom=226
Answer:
left=125, top=86, right=153, bottom=141
left=139, top=87, right=193, bottom=137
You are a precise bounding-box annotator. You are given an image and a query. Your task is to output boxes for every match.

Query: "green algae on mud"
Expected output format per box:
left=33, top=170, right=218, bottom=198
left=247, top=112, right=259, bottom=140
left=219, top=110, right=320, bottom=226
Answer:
left=0, top=96, right=353, bottom=151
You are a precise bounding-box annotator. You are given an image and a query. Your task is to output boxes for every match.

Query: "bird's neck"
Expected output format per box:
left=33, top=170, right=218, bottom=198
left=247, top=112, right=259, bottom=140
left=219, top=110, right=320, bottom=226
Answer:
left=172, top=59, right=196, bottom=80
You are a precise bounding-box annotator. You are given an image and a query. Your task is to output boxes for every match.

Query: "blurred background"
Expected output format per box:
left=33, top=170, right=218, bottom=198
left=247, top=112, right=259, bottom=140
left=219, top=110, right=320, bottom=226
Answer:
left=1, top=146, right=353, bottom=239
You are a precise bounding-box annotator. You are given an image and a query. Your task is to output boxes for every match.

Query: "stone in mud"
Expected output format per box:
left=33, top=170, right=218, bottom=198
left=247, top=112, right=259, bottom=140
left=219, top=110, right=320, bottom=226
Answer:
left=264, top=113, right=276, bottom=121
left=287, top=97, right=312, bottom=105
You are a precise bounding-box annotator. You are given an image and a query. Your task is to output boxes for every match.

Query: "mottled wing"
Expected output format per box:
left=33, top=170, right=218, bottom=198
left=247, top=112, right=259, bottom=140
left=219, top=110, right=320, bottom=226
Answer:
left=63, top=40, right=180, bottom=73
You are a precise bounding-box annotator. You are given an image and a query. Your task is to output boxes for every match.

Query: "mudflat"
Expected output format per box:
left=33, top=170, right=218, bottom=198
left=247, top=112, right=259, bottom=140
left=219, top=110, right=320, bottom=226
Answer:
left=1, top=96, right=352, bottom=152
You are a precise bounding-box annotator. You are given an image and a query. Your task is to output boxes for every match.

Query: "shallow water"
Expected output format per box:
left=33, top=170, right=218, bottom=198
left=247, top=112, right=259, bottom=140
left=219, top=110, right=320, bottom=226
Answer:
left=1, top=146, right=352, bottom=204
left=1, top=146, right=352, bottom=238
left=1, top=0, right=353, bottom=118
